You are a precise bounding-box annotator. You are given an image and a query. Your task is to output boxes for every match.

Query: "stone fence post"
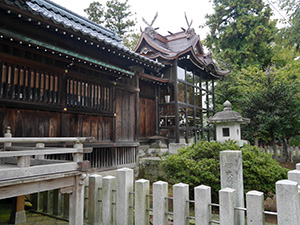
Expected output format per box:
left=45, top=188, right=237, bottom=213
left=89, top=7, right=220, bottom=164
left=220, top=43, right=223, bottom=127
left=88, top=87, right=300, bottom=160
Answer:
left=153, top=181, right=168, bottom=225
left=102, top=176, right=116, bottom=225
left=116, top=168, right=134, bottom=225
left=246, top=191, right=264, bottom=225
left=276, top=180, right=300, bottom=225
left=220, top=150, right=244, bottom=225
left=219, top=188, right=236, bottom=225
left=194, top=185, right=211, bottom=225
left=135, top=179, right=150, bottom=225
left=173, top=183, right=189, bottom=225
left=88, top=174, right=102, bottom=225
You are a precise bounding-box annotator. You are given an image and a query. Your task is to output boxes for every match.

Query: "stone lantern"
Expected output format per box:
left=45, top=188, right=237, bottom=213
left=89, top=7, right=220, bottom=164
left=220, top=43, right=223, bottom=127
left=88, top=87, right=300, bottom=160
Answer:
left=208, top=100, right=250, bottom=146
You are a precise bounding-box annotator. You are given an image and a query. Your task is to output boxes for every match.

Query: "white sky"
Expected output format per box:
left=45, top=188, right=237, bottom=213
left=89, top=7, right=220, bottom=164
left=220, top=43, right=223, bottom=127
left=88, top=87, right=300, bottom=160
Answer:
left=51, top=0, right=285, bottom=40
left=50, top=0, right=214, bottom=39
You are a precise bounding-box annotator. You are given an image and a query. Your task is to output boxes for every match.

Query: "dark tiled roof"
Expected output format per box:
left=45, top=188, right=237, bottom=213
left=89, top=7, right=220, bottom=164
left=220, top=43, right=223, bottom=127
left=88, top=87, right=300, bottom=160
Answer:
left=135, top=27, right=229, bottom=76
left=3, top=0, right=164, bottom=68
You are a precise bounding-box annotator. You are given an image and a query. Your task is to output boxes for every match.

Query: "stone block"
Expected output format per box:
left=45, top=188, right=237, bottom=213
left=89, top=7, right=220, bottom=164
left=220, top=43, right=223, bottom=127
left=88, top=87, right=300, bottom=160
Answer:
left=168, top=143, right=186, bottom=154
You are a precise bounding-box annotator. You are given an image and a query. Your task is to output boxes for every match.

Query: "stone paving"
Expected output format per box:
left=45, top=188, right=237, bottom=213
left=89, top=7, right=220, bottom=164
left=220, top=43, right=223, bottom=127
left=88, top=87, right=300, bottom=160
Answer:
left=0, top=211, right=68, bottom=225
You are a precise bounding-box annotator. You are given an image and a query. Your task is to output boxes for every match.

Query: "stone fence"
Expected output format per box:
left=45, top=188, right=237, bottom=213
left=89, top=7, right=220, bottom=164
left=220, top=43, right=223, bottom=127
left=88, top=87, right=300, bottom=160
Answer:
left=28, top=150, right=300, bottom=225
left=261, top=145, right=300, bottom=162
left=84, top=151, right=300, bottom=225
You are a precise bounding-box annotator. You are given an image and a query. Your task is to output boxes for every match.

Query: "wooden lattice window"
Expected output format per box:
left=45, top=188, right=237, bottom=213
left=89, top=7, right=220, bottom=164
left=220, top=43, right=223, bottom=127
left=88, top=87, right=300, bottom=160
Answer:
left=66, top=77, right=112, bottom=112
left=0, top=61, right=60, bottom=104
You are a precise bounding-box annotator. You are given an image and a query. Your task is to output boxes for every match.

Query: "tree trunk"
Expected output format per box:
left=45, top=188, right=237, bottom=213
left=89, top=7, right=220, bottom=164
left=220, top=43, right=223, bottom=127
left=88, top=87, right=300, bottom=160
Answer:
left=282, top=138, right=290, bottom=162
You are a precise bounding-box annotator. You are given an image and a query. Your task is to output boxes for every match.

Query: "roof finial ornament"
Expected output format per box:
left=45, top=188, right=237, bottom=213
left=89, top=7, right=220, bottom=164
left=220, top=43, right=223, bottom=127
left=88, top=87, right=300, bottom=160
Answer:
left=142, top=12, right=158, bottom=28
left=184, top=12, right=193, bottom=30
left=184, top=12, right=195, bottom=39
left=142, top=12, right=158, bottom=39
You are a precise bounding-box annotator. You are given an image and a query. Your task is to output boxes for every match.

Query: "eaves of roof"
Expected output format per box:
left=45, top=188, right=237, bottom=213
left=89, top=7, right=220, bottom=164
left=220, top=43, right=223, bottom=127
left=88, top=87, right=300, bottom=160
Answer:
left=3, top=0, right=164, bottom=69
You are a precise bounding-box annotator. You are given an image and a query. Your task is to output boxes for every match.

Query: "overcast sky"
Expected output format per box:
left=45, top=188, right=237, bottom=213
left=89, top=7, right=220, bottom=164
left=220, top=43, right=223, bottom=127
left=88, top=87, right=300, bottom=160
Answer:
left=50, top=0, right=285, bottom=40
left=50, top=0, right=214, bottom=39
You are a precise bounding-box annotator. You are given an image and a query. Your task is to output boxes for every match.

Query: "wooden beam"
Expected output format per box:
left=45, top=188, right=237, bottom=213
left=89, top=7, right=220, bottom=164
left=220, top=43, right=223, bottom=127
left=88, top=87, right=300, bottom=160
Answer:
left=0, top=162, right=78, bottom=181
left=0, top=176, right=75, bottom=200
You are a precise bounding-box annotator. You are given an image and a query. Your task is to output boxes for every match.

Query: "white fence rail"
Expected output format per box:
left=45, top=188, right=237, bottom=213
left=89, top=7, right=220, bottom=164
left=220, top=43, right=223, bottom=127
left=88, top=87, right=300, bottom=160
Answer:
left=19, top=149, right=300, bottom=225
left=261, top=145, right=300, bottom=161
left=84, top=160, right=300, bottom=225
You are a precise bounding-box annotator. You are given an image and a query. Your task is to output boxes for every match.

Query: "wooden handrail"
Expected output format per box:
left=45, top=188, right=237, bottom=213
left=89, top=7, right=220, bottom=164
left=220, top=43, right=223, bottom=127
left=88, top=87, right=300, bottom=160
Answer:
left=0, top=147, right=84, bottom=158
left=0, top=137, right=94, bottom=143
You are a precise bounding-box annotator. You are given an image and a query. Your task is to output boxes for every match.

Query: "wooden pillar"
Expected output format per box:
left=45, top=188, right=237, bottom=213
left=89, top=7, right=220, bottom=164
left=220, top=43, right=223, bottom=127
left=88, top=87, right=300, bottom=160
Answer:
left=199, top=74, right=203, bottom=140
left=212, top=79, right=216, bottom=140
left=9, top=196, right=26, bottom=224
left=173, top=61, right=180, bottom=143
left=60, top=72, right=67, bottom=136
left=155, top=84, right=159, bottom=135
left=8, top=127, right=27, bottom=224
left=135, top=74, right=140, bottom=142
left=206, top=78, right=210, bottom=141
left=112, top=82, right=117, bottom=143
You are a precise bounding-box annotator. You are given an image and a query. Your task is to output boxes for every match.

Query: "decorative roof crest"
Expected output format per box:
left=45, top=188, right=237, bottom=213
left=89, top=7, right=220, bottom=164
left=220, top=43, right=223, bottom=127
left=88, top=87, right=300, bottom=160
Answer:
left=142, top=12, right=158, bottom=39
left=184, top=12, right=195, bottom=39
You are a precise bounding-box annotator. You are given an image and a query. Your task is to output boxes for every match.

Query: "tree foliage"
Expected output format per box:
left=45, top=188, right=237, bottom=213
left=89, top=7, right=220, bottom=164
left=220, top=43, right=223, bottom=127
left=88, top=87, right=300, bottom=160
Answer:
left=204, top=0, right=277, bottom=70
left=277, top=0, right=300, bottom=49
left=160, top=141, right=288, bottom=201
left=241, top=71, right=300, bottom=160
left=84, top=0, right=136, bottom=37
left=204, top=0, right=300, bottom=152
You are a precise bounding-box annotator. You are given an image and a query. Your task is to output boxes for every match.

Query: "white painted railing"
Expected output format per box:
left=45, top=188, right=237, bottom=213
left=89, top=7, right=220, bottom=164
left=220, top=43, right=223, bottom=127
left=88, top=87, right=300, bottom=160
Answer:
left=85, top=160, right=300, bottom=225
left=260, top=145, right=300, bottom=161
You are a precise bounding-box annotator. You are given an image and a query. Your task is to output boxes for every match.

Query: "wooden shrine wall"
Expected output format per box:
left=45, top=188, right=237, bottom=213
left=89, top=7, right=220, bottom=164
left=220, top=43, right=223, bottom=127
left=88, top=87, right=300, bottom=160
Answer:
left=139, top=98, right=156, bottom=138
left=139, top=80, right=156, bottom=138
left=115, top=89, right=135, bottom=141
left=0, top=107, right=113, bottom=141
left=0, top=58, right=135, bottom=143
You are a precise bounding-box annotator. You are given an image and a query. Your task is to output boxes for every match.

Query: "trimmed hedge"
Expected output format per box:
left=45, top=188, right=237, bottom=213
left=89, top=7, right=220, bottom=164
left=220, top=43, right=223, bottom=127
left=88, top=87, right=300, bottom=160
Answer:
left=160, top=141, right=288, bottom=201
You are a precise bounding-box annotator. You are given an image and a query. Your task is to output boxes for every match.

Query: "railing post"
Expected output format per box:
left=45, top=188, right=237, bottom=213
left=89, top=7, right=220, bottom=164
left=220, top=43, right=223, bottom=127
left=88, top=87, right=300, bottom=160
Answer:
left=2, top=126, right=12, bottom=164
left=276, top=180, right=300, bottom=225
left=220, top=150, right=244, bottom=225
left=288, top=169, right=300, bottom=183
left=4, top=126, right=12, bottom=148
left=194, top=185, right=211, bottom=225
left=83, top=176, right=89, bottom=220
left=102, top=176, right=116, bottom=225
left=116, top=168, right=134, bottom=225
left=88, top=174, right=102, bottom=225
left=69, top=174, right=86, bottom=225
left=35, top=143, right=45, bottom=160
left=153, top=181, right=168, bottom=225
left=219, top=188, right=236, bottom=225
left=246, top=191, right=264, bottom=225
left=73, top=142, right=83, bottom=162
left=173, top=183, right=189, bottom=225
left=9, top=125, right=27, bottom=224
left=135, top=179, right=150, bottom=225
left=53, top=189, right=63, bottom=216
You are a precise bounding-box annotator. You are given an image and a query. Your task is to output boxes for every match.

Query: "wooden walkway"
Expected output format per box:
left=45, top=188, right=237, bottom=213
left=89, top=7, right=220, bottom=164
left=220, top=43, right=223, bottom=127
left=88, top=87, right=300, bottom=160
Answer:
left=0, top=134, right=92, bottom=225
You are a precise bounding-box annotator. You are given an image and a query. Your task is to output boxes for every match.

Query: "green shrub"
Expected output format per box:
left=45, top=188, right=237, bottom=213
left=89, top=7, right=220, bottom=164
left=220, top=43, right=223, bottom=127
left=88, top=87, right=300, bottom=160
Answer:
left=160, top=141, right=288, bottom=201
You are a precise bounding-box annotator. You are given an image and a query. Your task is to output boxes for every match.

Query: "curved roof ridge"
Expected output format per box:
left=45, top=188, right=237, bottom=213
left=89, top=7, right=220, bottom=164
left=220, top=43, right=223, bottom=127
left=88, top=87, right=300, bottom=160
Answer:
left=30, top=0, right=121, bottom=41
left=3, top=0, right=164, bottom=68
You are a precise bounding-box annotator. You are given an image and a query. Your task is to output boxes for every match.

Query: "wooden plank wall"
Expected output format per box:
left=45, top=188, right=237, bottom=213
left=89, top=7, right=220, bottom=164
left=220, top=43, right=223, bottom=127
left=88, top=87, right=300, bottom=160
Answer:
left=0, top=107, right=113, bottom=141
left=139, top=98, right=156, bottom=138
left=115, top=89, right=135, bottom=141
